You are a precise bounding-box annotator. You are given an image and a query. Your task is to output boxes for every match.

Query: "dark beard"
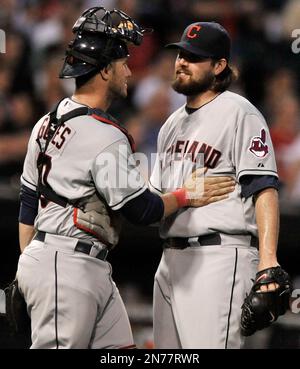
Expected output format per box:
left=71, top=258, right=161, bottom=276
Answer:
left=108, top=82, right=127, bottom=100
left=172, top=70, right=215, bottom=96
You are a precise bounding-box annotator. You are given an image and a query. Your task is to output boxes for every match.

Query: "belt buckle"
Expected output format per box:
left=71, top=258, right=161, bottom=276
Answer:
left=188, top=237, right=201, bottom=247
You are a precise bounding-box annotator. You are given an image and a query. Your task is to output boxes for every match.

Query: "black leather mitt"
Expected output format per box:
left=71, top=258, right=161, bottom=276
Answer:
left=4, top=279, right=31, bottom=336
left=240, top=266, right=292, bottom=336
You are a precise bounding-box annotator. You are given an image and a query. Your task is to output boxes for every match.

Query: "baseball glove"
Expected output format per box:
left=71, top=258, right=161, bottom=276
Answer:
left=4, top=279, right=31, bottom=336
left=74, top=193, right=122, bottom=247
left=240, top=266, right=292, bottom=336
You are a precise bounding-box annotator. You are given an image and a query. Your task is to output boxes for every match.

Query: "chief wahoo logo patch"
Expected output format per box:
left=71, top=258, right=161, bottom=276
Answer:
left=249, top=129, right=269, bottom=158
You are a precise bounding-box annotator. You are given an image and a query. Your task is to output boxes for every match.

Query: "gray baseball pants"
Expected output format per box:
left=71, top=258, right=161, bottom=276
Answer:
left=153, top=240, right=259, bottom=349
left=17, top=233, right=134, bottom=349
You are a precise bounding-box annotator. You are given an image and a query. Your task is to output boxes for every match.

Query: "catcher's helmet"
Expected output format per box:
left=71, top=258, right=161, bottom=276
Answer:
left=59, top=6, right=147, bottom=79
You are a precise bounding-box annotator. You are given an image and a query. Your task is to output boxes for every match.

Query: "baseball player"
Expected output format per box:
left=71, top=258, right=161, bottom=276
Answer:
left=16, top=8, right=235, bottom=349
left=149, top=22, right=282, bottom=349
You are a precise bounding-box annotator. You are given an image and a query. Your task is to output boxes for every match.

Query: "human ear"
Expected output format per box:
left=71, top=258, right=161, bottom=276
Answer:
left=214, top=59, right=227, bottom=76
left=100, top=64, right=112, bottom=81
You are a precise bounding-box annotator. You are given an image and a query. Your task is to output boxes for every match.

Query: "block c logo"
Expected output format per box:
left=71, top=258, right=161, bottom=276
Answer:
left=187, top=25, right=202, bottom=39
left=291, top=29, right=300, bottom=54
left=0, top=29, right=6, bottom=53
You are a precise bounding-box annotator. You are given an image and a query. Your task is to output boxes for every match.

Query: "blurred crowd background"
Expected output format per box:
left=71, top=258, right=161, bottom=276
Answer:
left=1, top=0, right=300, bottom=349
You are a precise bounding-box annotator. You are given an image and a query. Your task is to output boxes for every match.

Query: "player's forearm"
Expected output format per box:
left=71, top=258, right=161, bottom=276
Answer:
left=161, top=192, right=182, bottom=218
left=19, top=223, right=35, bottom=253
left=255, top=188, right=279, bottom=270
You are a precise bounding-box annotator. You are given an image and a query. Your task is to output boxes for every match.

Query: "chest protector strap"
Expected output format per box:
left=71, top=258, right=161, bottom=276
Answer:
left=36, top=102, right=135, bottom=208
left=36, top=103, right=89, bottom=208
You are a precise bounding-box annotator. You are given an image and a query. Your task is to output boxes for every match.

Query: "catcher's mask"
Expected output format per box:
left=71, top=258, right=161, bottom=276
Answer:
left=59, top=6, right=149, bottom=79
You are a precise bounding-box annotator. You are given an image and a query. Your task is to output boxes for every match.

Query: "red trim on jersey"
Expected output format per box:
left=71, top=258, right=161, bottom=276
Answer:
left=73, top=208, right=109, bottom=246
left=91, top=113, right=136, bottom=152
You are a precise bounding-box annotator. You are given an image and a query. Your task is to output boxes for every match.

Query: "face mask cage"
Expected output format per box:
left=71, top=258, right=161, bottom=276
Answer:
left=72, top=6, right=149, bottom=46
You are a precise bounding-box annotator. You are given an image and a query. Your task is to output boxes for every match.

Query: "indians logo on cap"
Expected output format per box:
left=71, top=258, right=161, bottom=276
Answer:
left=187, top=25, right=202, bottom=39
left=249, top=129, right=269, bottom=158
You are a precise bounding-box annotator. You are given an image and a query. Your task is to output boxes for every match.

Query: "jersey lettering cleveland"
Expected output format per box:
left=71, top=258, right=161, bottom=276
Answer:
left=149, top=91, right=278, bottom=239
left=21, top=98, right=146, bottom=240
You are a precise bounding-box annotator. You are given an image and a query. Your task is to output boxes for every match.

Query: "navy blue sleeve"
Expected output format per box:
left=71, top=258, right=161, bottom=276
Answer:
left=120, top=188, right=164, bottom=225
left=19, top=184, right=39, bottom=225
left=240, top=175, right=280, bottom=198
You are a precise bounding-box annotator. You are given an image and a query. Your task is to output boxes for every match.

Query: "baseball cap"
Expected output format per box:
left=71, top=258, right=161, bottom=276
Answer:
left=165, top=22, right=231, bottom=61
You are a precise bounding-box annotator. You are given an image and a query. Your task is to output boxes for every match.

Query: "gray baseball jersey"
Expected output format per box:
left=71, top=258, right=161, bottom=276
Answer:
left=22, top=98, right=146, bottom=239
left=17, top=98, right=146, bottom=348
left=150, top=90, right=277, bottom=239
left=150, top=90, right=277, bottom=349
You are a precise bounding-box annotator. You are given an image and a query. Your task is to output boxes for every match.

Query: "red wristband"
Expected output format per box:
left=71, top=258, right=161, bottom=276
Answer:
left=172, top=188, right=189, bottom=208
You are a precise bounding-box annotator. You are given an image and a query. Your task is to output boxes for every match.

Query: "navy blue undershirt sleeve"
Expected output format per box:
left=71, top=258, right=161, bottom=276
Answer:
left=19, top=184, right=39, bottom=225
left=240, top=175, right=280, bottom=198
left=120, top=188, right=164, bottom=225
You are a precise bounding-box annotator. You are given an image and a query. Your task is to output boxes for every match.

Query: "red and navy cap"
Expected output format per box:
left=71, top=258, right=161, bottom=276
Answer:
left=166, top=22, right=231, bottom=61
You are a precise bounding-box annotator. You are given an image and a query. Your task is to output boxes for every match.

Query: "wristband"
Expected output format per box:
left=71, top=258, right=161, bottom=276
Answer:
left=172, top=188, right=189, bottom=208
